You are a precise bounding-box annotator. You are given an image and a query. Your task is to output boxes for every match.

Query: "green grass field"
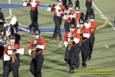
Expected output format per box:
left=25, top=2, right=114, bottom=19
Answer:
left=0, top=0, right=115, bottom=77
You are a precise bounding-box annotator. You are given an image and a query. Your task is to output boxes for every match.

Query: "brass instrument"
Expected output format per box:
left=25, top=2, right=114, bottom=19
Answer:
left=67, top=29, right=73, bottom=51
left=31, top=48, right=36, bottom=57
left=31, top=39, right=38, bottom=57
left=31, top=48, right=42, bottom=57
left=7, top=48, right=17, bottom=63
left=8, top=43, right=17, bottom=63
left=67, top=43, right=72, bottom=51
left=31, top=39, right=42, bottom=57
left=11, top=49, right=17, bottom=63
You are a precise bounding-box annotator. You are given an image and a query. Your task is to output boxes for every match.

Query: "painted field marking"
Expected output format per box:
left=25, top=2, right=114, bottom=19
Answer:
left=92, top=2, right=115, bottom=30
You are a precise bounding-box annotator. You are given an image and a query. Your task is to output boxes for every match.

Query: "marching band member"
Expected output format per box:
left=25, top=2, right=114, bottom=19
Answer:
left=63, top=7, right=72, bottom=32
left=23, top=0, right=40, bottom=33
left=64, top=25, right=81, bottom=73
left=47, top=0, right=65, bottom=40
left=3, top=36, right=24, bottom=77
left=80, top=22, right=91, bottom=68
left=28, top=31, right=46, bottom=77
left=63, top=7, right=80, bottom=32
left=88, top=16, right=97, bottom=60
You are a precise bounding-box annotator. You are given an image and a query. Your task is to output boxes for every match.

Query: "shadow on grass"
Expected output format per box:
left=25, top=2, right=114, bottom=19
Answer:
left=49, top=48, right=64, bottom=54
left=0, top=74, right=2, bottom=77
left=94, top=43, right=115, bottom=52
left=40, top=21, right=53, bottom=26
left=20, top=59, right=30, bottom=65
left=45, top=58, right=66, bottom=67
left=92, top=54, right=115, bottom=61
left=96, top=26, right=112, bottom=33
left=96, top=37, right=115, bottom=43
left=90, top=58, right=115, bottom=68
left=43, top=65, right=68, bottom=73
left=43, top=35, right=53, bottom=40
left=109, top=44, right=115, bottom=48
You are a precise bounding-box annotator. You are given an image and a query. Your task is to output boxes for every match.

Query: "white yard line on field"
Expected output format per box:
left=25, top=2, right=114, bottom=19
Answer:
left=18, top=26, right=30, bottom=32
left=92, top=2, right=115, bottom=30
left=92, top=2, right=113, bottom=48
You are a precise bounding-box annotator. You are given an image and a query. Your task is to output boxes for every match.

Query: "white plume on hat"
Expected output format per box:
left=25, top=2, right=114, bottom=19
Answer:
left=10, top=16, right=17, bottom=25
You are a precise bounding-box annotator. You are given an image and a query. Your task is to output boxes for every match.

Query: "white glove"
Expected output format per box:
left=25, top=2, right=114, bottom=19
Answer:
left=73, top=38, right=80, bottom=44
left=17, top=48, right=24, bottom=55
left=83, top=33, right=90, bottom=38
left=28, top=49, right=32, bottom=55
left=4, top=54, right=10, bottom=61
left=64, top=41, right=68, bottom=48
left=36, top=45, right=44, bottom=49
left=7, top=49, right=13, bottom=55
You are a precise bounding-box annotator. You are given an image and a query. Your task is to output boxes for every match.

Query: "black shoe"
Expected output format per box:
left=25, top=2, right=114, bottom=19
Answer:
left=69, top=68, right=75, bottom=73
left=82, top=63, right=87, bottom=68
left=52, top=36, right=57, bottom=39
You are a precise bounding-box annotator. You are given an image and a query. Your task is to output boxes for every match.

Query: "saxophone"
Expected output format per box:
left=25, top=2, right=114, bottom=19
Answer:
left=67, top=30, right=73, bottom=51
left=8, top=44, right=17, bottom=63
left=11, top=49, right=17, bottom=63
left=31, top=39, right=38, bottom=57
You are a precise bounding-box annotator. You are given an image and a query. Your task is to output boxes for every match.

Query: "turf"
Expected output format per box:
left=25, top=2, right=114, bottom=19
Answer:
left=0, top=0, right=115, bottom=77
